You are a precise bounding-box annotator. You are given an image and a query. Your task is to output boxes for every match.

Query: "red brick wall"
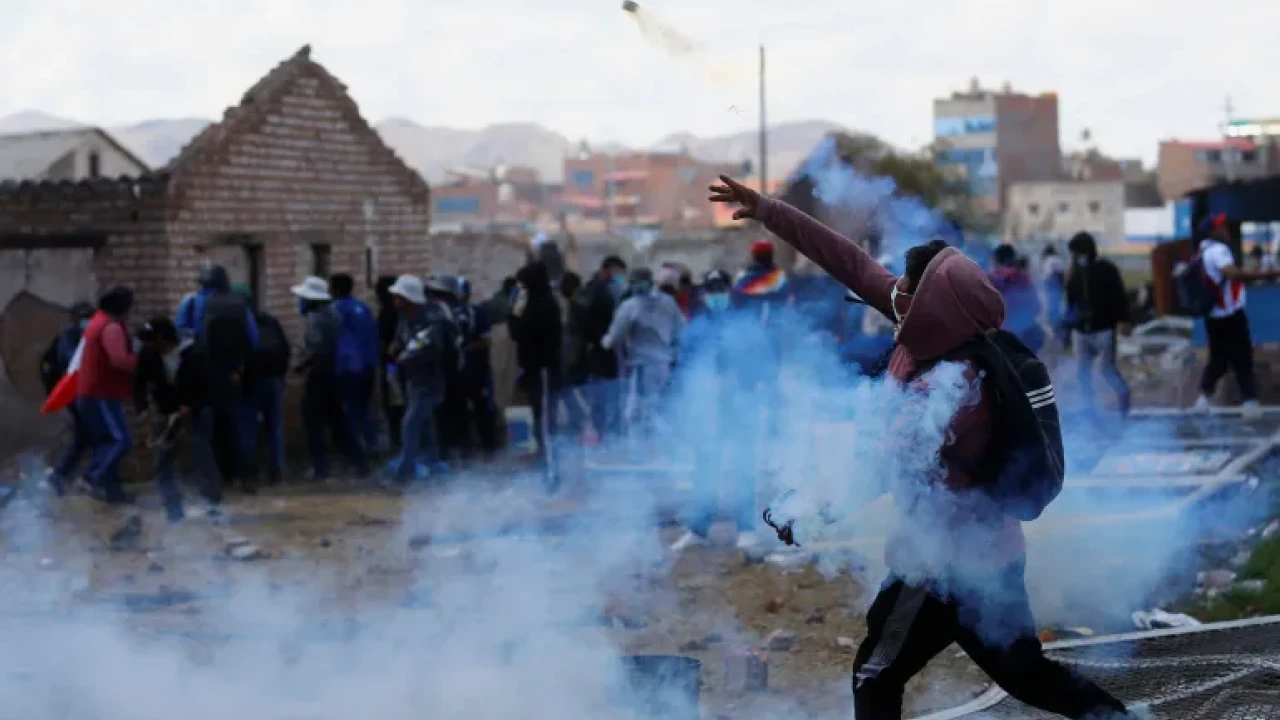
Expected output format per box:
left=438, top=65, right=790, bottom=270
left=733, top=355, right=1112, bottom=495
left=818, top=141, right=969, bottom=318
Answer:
left=163, top=65, right=431, bottom=339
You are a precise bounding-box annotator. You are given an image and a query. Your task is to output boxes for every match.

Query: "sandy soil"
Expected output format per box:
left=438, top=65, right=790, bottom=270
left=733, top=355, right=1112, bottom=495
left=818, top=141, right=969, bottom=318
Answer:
left=0, top=476, right=988, bottom=719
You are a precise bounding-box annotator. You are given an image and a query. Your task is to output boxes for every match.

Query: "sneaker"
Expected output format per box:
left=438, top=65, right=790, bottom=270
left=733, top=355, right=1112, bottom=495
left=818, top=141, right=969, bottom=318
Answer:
left=1191, top=395, right=1212, bottom=414
left=669, top=530, right=705, bottom=553
left=1242, top=400, right=1263, bottom=420
left=735, top=532, right=760, bottom=550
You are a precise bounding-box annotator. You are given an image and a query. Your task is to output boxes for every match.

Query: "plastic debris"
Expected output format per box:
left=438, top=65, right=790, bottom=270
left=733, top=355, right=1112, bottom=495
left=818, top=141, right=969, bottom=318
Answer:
left=1132, top=609, right=1202, bottom=630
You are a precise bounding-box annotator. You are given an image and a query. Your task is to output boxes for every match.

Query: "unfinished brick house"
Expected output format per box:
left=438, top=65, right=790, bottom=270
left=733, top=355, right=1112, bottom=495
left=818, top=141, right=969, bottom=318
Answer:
left=0, top=45, right=529, bottom=457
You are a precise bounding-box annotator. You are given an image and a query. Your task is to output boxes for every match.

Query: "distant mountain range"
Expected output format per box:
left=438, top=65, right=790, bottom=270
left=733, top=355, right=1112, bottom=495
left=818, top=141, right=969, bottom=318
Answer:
left=0, top=110, right=844, bottom=185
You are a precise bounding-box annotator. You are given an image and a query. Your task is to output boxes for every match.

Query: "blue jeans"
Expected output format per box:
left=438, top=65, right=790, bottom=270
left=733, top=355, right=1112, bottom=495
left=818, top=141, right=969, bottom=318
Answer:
left=52, top=404, right=92, bottom=481
left=80, top=397, right=132, bottom=499
left=585, top=376, right=621, bottom=440
left=339, top=370, right=377, bottom=454
left=241, top=376, right=285, bottom=479
left=396, top=387, right=441, bottom=480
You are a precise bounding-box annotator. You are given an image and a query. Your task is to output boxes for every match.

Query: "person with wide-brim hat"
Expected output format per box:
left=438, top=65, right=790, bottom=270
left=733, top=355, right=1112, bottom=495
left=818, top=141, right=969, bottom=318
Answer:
left=291, top=275, right=366, bottom=480
left=384, top=273, right=451, bottom=483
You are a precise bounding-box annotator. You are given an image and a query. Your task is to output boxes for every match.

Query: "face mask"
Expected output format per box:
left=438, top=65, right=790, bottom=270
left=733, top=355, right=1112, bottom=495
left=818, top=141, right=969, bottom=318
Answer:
left=890, top=280, right=912, bottom=325
left=609, top=275, right=626, bottom=298
left=704, top=292, right=730, bottom=313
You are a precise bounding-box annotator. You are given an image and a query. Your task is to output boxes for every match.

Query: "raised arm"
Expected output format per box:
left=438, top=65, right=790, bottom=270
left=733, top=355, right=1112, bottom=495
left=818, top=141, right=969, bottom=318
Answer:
left=754, top=198, right=897, bottom=319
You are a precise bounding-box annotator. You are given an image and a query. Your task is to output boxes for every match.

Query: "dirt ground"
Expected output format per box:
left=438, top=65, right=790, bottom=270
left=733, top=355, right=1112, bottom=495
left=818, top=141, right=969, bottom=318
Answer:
left=0, top=474, right=988, bottom=719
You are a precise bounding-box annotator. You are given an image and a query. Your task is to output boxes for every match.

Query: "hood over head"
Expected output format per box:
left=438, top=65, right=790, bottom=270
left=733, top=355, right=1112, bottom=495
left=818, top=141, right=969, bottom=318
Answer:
left=98, top=285, right=135, bottom=317
left=896, top=247, right=1004, bottom=361
left=516, top=261, right=552, bottom=297
left=201, top=264, right=231, bottom=292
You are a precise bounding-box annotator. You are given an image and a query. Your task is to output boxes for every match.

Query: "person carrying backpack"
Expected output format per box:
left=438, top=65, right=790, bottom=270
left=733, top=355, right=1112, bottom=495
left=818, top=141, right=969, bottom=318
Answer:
left=41, top=302, right=95, bottom=495
left=330, top=273, right=381, bottom=456
left=1187, top=214, right=1279, bottom=417
left=385, top=275, right=451, bottom=483
left=292, top=276, right=367, bottom=480
left=1065, top=232, right=1131, bottom=416
left=233, top=284, right=290, bottom=486
left=175, top=264, right=260, bottom=487
left=709, top=175, right=1139, bottom=720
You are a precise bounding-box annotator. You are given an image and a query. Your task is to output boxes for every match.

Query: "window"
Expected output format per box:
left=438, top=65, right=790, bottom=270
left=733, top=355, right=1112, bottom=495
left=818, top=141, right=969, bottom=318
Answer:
left=435, top=195, right=481, bottom=214
left=310, top=243, right=331, bottom=277
left=571, top=169, right=595, bottom=187
left=1202, top=149, right=1222, bottom=164
left=1241, top=150, right=1258, bottom=164
left=1058, top=202, right=1070, bottom=213
left=243, top=245, right=263, bottom=311
left=1088, top=201, right=1100, bottom=214
left=933, top=115, right=996, bottom=138
left=88, top=152, right=101, bottom=179
left=1028, top=203, right=1040, bottom=216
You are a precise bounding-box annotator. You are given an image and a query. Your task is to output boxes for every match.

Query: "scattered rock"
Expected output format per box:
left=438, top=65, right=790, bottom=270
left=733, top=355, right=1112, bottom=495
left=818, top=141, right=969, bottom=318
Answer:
left=318, top=538, right=332, bottom=548
left=764, top=629, right=795, bottom=651
left=763, top=597, right=785, bottom=614
left=1132, top=609, right=1201, bottom=630
left=836, top=636, right=856, bottom=649
left=702, top=631, right=723, bottom=644
left=679, top=638, right=709, bottom=652
left=146, top=562, right=164, bottom=574
left=723, top=649, right=768, bottom=692
left=1235, top=579, right=1266, bottom=594
left=108, top=516, right=143, bottom=551
left=1199, top=569, right=1237, bottom=589
left=804, top=609, right=825, bottom=625
left=226, top=542, right=270, bottom=561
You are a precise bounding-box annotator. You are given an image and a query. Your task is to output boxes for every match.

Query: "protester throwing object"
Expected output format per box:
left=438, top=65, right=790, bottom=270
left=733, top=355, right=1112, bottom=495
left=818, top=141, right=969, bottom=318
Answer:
left=710, top=174, right=1141, bottom=720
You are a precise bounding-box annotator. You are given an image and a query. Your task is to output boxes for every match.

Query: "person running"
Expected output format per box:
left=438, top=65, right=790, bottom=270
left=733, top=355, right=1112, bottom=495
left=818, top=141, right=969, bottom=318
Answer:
left=134, top=317, right=221, bottom=521
left=77, top=286, right=139, bottom=505
left=1193, top=214, right=1279, bottom=417
left=508, top=260, right=564, bottom=489
left=709, top=174, right=1139, bottom=720
left=1065, top=232, right=1132, bottom=416
left=601, top=267, right=685, bottom=444
left=41, top=302, right=95, bottom=495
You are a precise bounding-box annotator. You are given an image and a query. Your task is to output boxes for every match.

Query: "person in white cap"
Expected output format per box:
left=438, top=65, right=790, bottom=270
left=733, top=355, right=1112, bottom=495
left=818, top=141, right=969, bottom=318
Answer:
left=385, top=274, right=454, bottom=483
left=290, top=276, right=367, bottom=480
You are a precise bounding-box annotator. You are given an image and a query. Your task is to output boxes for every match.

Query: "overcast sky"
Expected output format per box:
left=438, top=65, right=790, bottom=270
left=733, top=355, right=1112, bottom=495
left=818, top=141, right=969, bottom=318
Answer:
left=1, top=0, right=1274, bottom=163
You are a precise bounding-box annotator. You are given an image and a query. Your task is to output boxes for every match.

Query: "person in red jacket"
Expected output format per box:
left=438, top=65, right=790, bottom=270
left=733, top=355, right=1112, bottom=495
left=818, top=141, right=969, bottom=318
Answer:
left=77, top=286, right=139, bottom=504
left=709, top=176, right=1137, bottom=720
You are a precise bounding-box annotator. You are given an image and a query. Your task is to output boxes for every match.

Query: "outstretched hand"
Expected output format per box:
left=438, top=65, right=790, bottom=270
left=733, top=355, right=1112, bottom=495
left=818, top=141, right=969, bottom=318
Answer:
left=708, top=174, right=761, bottom=220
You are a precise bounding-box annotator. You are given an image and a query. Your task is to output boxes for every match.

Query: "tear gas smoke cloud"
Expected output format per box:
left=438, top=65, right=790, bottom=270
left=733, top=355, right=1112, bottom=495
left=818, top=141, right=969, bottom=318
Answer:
left=622, top=3, right=739, bottom=92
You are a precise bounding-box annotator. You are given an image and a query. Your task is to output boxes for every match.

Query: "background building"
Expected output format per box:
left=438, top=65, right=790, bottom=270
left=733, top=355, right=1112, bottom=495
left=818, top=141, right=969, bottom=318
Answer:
left=0, top=127, right=148, bottom=183
left=1156, top=136, right=1279, bottom=201
left=1004, top=180, right=1125, bottom=250
left=933, top=78, right=1062, bottom=213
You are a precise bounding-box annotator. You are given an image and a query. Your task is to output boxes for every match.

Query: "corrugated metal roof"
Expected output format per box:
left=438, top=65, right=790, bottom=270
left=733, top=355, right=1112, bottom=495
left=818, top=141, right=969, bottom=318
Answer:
left=0, top=129, right=88, bottom=181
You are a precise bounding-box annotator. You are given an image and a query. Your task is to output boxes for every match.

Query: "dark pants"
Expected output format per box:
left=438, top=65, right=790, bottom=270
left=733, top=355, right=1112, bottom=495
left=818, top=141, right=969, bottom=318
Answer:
left=1200, top=309, right=1258, bottom=402
left=436, top=375, right=471, bottom=461
left=207, top=373, right=242, bottom=488
left=52, top=404, right=92, bottom=483
left=303, top=371, right=366, bottom=478
left=852, top=561, right=1130, bottom=720
left=395, top=387, right=441, bottom=481
left=521, top=366, right=561, bottom=488
left=465, top=363, right=499, bottom=454
left=153, top=408, right=221, bottom=514
left=240, top=376, right=285, bottom=482
left=585, top=374, right=621, bottom=441
left=79, top=397, right=132, bottom=501
left=339, top=370, right=378, bottom=455
left=382, top=364, right=406, bottom=449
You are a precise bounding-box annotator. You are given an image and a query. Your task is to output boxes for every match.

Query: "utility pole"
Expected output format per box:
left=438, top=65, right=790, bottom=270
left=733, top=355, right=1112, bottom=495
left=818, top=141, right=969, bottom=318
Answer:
left=758, top=44, right=767, bottom=195
left=1223, top=94, right=1236, bottom=182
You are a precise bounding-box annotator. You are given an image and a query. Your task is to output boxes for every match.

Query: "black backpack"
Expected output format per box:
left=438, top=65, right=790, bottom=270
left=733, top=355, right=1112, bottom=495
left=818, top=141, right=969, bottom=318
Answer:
left=253, top=312, right=291, bottom=377
left=1174, top=251, right=1217, bottom=317
left=875, top=330, right=1065, bottom=521
left=198, top=293, right=252, bottom=375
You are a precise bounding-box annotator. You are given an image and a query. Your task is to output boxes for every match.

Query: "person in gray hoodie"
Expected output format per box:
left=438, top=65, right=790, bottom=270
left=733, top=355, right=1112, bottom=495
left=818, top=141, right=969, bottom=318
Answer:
left=291, top=276, right=367, bottom=480
left=601, top=267, right=685, bottom=438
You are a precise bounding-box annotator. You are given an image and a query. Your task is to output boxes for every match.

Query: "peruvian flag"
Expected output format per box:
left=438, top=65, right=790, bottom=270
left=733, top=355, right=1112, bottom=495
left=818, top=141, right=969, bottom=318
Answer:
left=40, top=334, right=86, bottom=415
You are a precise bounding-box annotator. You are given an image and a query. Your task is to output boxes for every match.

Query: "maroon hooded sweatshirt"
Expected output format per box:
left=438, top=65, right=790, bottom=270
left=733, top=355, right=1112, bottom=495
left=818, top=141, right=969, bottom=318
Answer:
left=755, top=198, right=1025, bottom=574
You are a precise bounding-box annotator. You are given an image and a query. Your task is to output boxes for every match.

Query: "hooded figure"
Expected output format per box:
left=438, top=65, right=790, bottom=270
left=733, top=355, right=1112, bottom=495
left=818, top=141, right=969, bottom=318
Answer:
left=711, top=180, right=1135, bottom=720
left=508, top=261, right=564, bottom=487
left=987, top=244, right=1044, bottom=353
left=1065, top=232, right=1131, bottom=415
left=77, top=285, right=139, bottom=504
left=601, top=267, right=685, bottom=436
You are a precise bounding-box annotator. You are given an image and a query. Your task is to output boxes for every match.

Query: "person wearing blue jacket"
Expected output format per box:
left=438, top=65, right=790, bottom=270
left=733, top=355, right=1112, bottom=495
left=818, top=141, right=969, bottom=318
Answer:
left=175, top=264, right=260, bottom=347
left=329, top=273, right=381, bottom=455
